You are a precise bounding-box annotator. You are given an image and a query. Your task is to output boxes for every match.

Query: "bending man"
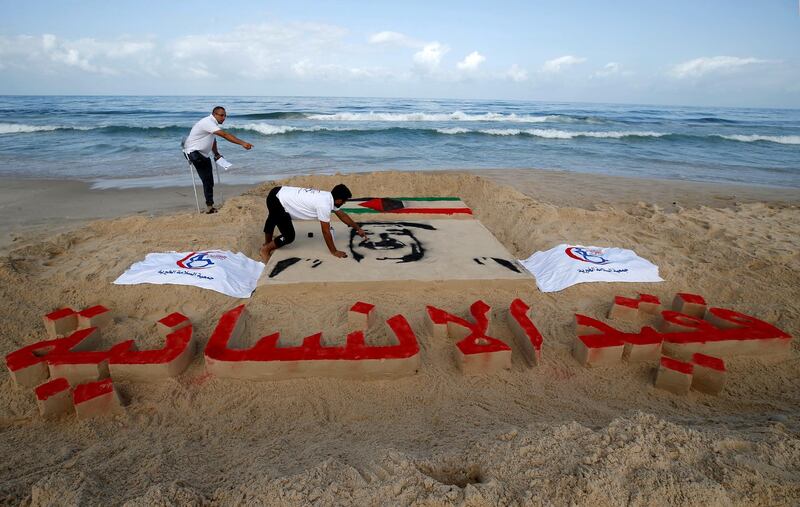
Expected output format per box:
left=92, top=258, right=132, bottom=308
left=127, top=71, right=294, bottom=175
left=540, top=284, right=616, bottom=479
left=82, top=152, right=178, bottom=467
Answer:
left=184, top=106, right=253, bottom=213
left=260, top=184, right=366, bottom=261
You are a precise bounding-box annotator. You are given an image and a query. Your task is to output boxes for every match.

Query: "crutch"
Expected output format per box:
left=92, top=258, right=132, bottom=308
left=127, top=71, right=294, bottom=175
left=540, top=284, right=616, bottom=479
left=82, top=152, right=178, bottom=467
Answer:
left=213, top=157, right=224, bottom=206
left=181, top=142, right=202, bottom=214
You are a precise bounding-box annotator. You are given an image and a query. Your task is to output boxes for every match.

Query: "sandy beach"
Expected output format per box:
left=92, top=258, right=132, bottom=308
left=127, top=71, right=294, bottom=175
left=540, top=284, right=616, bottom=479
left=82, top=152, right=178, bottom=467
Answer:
left=1, top=169, right=799, bottom=505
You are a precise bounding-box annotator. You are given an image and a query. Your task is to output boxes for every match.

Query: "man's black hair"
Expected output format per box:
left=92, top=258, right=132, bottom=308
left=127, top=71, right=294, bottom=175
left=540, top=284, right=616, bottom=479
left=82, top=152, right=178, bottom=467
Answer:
left=212, top=106, right=226, bottom=114
left=331, top=184, right=352, bottom=202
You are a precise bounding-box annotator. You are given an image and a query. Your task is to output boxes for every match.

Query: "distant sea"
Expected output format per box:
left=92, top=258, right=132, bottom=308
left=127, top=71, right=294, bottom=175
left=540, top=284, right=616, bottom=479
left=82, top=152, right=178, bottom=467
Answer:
left=0, top=96, right=798, bottom=189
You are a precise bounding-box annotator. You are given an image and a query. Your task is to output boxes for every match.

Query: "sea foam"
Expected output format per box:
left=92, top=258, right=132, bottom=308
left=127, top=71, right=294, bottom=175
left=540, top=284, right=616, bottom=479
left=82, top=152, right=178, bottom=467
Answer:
left=0, top=123, right=60, bottom=134
left=306, top=111, right=555, bottom=123
left=720, top=134, right=800, bottom=145
left=439, top=128, right=667, bottom=139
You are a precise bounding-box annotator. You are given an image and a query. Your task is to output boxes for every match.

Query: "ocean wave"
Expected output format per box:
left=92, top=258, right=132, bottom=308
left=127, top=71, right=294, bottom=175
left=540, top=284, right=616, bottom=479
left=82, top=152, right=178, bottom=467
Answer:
left=688, top=117, right=739, bottom=124
left=0, top=123, right=61, bottom=134
left=435, top=127, right=471, bottom=134
left=235, top=112, right=312, bottom=120
left=238, top=123, right=315, bottom=135
left=234, top=123, right=669, bottom=140
left=0, top=123, right=181, bottom=135
left=718, top=134, right=800, bottom=145
left=305, top=111, right=556, bottom=123
left=438, top=127, right=667, bottom=139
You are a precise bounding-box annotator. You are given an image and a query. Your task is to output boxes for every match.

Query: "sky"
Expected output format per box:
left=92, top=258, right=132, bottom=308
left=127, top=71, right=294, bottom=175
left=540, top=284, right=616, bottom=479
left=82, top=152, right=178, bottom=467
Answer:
left=1, top=0, right=799, bottom=107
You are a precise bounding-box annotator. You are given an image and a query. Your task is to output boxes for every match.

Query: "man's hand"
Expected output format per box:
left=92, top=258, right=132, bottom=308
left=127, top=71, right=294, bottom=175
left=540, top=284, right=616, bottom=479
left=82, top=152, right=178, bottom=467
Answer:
left=332, top=250, right=348, bottom=258
left=242, top=142, right=253, bottom=150
left=355, top=227, right=366, bottom=238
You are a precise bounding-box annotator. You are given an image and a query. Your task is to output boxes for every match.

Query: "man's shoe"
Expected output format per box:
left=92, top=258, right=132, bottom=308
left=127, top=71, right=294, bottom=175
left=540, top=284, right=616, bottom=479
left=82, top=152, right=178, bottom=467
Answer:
left=206, top=206, right=218, bottom=214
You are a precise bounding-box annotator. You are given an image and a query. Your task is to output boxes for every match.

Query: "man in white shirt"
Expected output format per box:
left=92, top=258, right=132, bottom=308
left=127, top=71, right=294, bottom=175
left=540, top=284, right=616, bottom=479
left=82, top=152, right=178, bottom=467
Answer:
left=260, top=184, right=366, bottom=261
left=184, top=106, right=253, bottom=213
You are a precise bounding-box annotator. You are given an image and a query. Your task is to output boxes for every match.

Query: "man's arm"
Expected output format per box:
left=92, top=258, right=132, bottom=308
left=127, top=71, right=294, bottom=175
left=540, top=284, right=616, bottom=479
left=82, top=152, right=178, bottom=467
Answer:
left=214, top=129, right=253, bottom=150
left=212, top=139, right=221, bottom=160
left=333, top=210, right=366, bottom=237
left=320, top=221, right=347, bottom=258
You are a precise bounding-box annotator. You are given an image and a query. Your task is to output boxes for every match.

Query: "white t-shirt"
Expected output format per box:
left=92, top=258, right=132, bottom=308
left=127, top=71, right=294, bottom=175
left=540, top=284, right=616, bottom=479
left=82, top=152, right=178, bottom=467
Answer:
left=184, top=115, right=221, bottom=157
left=277, top=186, right=339, bottom=222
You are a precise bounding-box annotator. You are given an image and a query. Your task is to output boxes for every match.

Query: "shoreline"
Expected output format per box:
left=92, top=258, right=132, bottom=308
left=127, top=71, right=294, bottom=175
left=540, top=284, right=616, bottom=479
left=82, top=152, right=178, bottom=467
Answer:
left=2, top=169, right=797, bottom=254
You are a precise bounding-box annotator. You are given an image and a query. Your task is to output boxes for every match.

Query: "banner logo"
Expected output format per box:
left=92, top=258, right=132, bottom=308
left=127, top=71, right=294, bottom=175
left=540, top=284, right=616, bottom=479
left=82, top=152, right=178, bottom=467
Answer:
left=176, top=252, right=223, bottom=269
left=565, top=247, right=609, bottom=265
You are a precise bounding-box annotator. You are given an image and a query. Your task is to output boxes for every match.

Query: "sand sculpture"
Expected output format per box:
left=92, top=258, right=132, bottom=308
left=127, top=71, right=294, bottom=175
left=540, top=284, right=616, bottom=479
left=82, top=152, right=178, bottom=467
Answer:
left=5, top=306, right=194, bottom=418
left=204, top=304, right=421, bottom=380
left=4, top=292, right=792, bottom=418
left=574, top=292, right=792, bottom=395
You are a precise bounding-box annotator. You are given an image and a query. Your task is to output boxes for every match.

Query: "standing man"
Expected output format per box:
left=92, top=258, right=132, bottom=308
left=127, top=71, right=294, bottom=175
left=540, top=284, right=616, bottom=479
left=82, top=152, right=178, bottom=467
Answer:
left=260, top=184, right=367, bottom=262
left=184, top=106, right=253, bottom=213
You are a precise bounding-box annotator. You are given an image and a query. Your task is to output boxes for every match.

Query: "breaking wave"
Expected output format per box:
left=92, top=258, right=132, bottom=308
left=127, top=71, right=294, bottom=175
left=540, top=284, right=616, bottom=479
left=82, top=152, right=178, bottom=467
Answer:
left=437, top=128, right=668, bottom=139
left=0, top=123, right=62, bottom=134
left=305, top=111, right=557, bottom=123
left=718, top=134, right=800, bottom=145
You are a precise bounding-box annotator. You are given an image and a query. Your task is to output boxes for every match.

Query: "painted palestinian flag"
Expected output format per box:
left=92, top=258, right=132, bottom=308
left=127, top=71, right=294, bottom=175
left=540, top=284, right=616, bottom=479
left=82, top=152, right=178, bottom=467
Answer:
left=342, top=197, right=472, bottom=215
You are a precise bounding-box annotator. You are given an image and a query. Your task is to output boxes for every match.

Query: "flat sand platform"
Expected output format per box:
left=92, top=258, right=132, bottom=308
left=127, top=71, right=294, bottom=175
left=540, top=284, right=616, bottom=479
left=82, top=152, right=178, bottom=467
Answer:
left=261, top=218, right=532, bottom=284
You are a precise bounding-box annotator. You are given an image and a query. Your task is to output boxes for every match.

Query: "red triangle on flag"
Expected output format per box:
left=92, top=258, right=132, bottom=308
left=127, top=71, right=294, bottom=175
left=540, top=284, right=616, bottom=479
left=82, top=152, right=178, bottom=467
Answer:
left=359, top=198, right=384, bottom=211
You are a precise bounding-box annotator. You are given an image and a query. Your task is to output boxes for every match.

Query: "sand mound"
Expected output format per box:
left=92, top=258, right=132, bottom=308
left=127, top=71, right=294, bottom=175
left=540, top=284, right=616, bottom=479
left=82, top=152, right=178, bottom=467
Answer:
left=1, top=171, right=798, bottom=505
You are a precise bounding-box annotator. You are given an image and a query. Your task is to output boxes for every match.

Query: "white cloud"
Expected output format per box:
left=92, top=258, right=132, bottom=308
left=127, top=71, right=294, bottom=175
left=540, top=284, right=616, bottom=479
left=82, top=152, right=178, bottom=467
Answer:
left=291, top=59, right=387, bottom=80
left=669, top=56, right=769, bottom=79
left=413, top=42, right=449, bottom=71
left=506, top=64, right=528, bottom=82
left=541, top=55, right=586, bottom=74
left=368, top=31, right=419, bottom=48
left=596, top=62, right=621, bottom=76
left=0, top=33, right=155, bottom=76
left=592, top=62, right=635, bottom=79
left=457, top=51, right=485, bottom=71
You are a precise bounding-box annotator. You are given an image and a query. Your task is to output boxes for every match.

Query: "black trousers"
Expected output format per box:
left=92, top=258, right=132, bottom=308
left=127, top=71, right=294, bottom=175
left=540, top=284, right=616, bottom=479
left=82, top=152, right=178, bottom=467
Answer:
left=187, top=151, right=214, bottom=206
left=263, top=186, right=295, bottom=248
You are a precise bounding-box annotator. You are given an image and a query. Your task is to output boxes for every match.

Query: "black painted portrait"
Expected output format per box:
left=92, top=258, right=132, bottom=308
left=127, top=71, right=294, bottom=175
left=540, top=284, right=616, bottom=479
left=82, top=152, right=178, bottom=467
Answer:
left=349, top=222, right=437, bottom=263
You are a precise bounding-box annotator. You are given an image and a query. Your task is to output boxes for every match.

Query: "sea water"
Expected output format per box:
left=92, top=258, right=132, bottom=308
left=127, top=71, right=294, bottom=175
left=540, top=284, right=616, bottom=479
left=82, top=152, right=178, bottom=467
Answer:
left=0, top=95, right=797, bottom=189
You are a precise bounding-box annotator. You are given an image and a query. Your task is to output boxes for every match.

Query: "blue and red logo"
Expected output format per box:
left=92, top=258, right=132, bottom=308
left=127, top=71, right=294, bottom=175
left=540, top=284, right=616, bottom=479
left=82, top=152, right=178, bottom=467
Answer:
left=176, top=251, right=226, bottom=269
left=565, top=247, right=609, bottom=265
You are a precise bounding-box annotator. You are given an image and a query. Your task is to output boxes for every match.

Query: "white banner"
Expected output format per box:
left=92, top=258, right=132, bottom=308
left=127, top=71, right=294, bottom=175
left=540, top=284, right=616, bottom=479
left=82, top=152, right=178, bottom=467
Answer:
left=519, top=244, right=663, bottom=293
left=113, top=250, right=265, bottom=298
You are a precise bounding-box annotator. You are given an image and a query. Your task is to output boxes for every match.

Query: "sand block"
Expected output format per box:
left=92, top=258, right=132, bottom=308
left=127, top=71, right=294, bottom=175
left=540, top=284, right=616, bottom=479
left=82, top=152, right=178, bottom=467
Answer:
left=35, top=377, right=73, bottom=418
left=572, top=334, right=625, bottom=367
left=455, top=336, right=512, bottom=375
left=77, top=305, right=112, bottom=329
left=46, top=327, right=109, bottom=384
left=157, top=312, right=192, bottom=338
left=657, top=310, right=712, bottom=334
left=48, top=351, right=110, bottom=385
left=623, top=333, right=663, bottom=362
left=428, top=300, right=493, bottom=341
left=43, top=308, right=78, bottom=338
left=73, top=378, right=124, bottom=419
left=608, top=293, right=661, bottom=321
left=426, top=306, right=450, bottom=340
left=348, top=302, right=376, bottom=331
left=507, top=298, right=543, bottom=366
left=6, top=350, right=51, bottom=388
left=662, top=307, right=792, bottom=358
left=108, top=325, right=195, bottom=382
left=671, top=293, right=707, bottom=318
left=654, top=357, right=693, bottom=395
left=5, top=327, right=102, bottom=388
left=205, top=305, right=420, bottom=380
left=690, top=353, right=726, bottom=395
